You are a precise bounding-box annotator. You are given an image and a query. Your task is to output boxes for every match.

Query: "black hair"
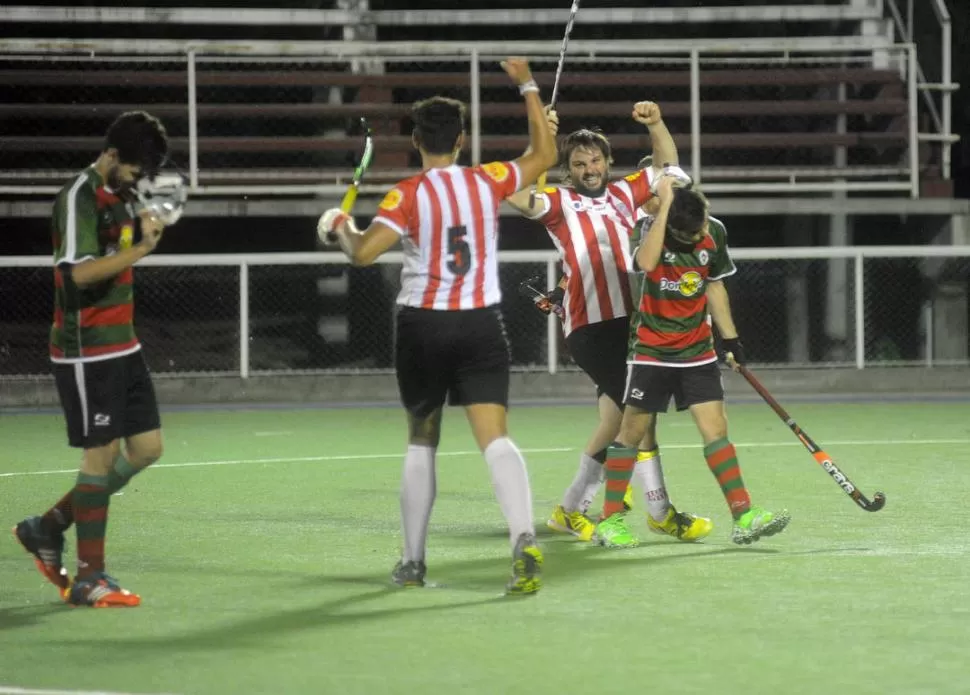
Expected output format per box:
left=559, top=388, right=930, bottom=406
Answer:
left=411, top=97, right=466, bottom=156
left=104, top=110, right=168, bottom=176
left=667, top=187, right=709, bottom=238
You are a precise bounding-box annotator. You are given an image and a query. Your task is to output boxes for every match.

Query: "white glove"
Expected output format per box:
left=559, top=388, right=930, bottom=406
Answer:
left=651, top=164, right=693, bottom=193
left=316, top=208, right=350, bottom=243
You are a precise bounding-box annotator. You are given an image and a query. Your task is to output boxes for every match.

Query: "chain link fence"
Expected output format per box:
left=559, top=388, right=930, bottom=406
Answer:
left=2, top=252, right=967, bottom=378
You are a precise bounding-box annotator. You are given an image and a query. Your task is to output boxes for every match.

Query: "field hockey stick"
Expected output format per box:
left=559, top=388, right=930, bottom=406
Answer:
left=325, top=118, right=374, bottom=242
left=517, top=275, right=565, bottom=319
left=529, top=0, right=581, bottom=207
left=737, top=364, right=886, bottom=512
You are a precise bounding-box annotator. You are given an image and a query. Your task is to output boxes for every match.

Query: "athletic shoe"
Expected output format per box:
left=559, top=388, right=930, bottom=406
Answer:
left=647, top=506, right=714, bottom=542
left=391, top=560, right=427, bottom=588
left=546, top=505, right=596, bottom=542
left=732, top=507, right=791, bottom=545
left=12, top=516, right=69, bottom=590
left=65, top=572, right=141, bottom=607
left=506, top=533, right=542, bottom=595
left=593, top=513, right=640, bottom=548
left=622, top=484, right=635, bottom=512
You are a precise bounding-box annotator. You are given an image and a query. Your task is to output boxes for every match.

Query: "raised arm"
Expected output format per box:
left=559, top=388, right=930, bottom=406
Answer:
left=502, top=57, right=558, bottom=190
left=635, top=176, right=675, bottom=273
left=632, top=101, right=678, bottom=170
left=506, top=107, right=559, bottom=216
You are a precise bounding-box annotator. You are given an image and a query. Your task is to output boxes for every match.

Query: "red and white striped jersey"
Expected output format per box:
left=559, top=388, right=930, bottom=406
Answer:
left=530, top=168, right=655, bottom=336
left=373, top=161, right=522, bottom=311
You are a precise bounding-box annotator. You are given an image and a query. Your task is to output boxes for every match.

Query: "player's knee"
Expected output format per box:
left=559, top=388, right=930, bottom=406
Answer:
left=408, top=411, right=442, bottom=447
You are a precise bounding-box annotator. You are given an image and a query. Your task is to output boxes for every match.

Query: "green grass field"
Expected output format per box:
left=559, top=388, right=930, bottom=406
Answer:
left=1, top=401, right=969, bottom=695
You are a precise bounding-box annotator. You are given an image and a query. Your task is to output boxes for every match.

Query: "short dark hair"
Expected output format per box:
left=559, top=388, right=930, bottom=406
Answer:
left=411, top=97, right=466, bottom=156
left=104, top=111, right=168, bottom=176
left=667, top=187, right=709, bottom=236
left=559, top=128, right=612, bottom=182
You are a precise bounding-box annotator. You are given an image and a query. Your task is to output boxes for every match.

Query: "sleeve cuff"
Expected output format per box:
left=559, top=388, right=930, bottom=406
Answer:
left=372, top=216, right=407, bottom=237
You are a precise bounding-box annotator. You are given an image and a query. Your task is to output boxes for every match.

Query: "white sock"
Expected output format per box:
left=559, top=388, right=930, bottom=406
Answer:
left=483, top=437, right=535, bottom=548
left=400, top=444, right=436, bottom=563
left=634, top=449, right=671, bottom=522
left=561, top=453, right=604, bottom=514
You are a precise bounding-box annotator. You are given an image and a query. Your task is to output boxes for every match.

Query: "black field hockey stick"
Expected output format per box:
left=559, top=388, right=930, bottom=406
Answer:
left=738, top=364, right=886, bottom=512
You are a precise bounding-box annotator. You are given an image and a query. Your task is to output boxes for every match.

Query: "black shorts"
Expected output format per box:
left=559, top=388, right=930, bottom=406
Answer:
left=565, top=317, right=629, bottom=407
left=395, top=305, right=511, bottom=417
left=53, top=350, right=161, bottom=449
left=623, top=361, right=724, bottom=413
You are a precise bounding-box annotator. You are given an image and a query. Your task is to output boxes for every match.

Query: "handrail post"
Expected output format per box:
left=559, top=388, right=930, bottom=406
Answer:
left=240, top=261, right=250, bottom=378
left=906, top=44, right=918, bottom=199
left=187, top=48, right=199, bottom=191
left=854, top=252, right=865, bottom=369
left=689, top=48, right=701, bottom=183
left=470, top=48, right=481, bottom=166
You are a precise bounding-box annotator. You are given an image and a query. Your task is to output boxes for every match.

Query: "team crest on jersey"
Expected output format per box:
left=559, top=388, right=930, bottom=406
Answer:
left=698, top=249, right=709, bottom=265
left=660, top=271, right=704, bottom=297
left=119, top=223, right=134, bottom=250
left=379, top=188, right=404, bottom=211
left=624, top=171, right=643, bottom=182
left=482, top=162, right=510, bottom=183
left=569, top=199, right=585, bottom=211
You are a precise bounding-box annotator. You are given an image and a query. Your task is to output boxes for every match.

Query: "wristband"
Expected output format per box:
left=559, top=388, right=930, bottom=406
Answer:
left=518, top=79, right=539, bottom=95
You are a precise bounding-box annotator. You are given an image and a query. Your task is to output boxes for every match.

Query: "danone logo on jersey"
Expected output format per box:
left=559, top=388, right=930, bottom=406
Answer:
left=659, top=271, right=703, bottom=297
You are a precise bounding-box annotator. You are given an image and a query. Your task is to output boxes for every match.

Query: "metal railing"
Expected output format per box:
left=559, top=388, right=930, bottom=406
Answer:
left=0, top=38, right=925, bottom=198
left=1, top=246, right=967, bottom=379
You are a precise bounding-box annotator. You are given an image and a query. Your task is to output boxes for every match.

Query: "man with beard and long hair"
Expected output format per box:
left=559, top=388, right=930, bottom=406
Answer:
left=506, top=103, right=712, bottom=548
left=13, top=111, right=174, bottom=607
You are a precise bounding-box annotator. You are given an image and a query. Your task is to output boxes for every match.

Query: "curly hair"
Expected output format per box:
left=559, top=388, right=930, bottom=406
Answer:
left=411, top=96, right=467, bottom=156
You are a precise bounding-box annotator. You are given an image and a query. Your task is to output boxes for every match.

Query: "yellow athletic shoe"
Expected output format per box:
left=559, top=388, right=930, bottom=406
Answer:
left=546, top=504, right=596, bottom=542
left=647, top=505, right=714, bottom=542
left=622, top=484, right=635, bottom=512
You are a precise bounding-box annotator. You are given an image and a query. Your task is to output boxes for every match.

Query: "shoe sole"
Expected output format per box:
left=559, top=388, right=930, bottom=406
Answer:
left=732, top=514, right=791, bottom=545
left=392, top=579, right=426, bottom=588
left=11, top=525, right=69, bottom=590
left=67, top=594, right=142, bottom=608
left=593, top=535, right=640, bottom=549
left=647, top=520, right=715, bottom=543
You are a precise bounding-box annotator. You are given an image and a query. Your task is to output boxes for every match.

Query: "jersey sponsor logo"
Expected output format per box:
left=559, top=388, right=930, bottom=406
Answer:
left=119, top=223, right=134, bottom=250
left=481, top=161, right=510, bottom=183
left=663, top=251, right=676, bottom=263
left=543, top=186, right=557, bottom=194
left=624, top=171, right=643, bottom=182
left=379, top=188, right=404, bottom=211
left=698, top=249, right=709, bottom=265
left=659, top=271, right=704, bottom=297
left=612, top=200, right=631, bottom=219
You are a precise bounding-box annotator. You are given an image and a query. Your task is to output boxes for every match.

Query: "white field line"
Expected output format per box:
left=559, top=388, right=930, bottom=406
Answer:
left=0, top=439, right=965, bottom=480
left=0, top=687, right=181, bottom=695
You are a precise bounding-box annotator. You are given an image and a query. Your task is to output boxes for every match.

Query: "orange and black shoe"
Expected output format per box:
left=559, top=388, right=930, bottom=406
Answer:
left=65, top=572, right=141, bottom=608
left=13, top=516, right=69, bottom=591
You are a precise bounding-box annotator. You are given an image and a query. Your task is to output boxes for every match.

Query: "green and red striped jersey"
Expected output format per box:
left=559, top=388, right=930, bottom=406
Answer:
left=628, top=216, right=735, bottom=366
left=49, top=166, right=140, bottom=363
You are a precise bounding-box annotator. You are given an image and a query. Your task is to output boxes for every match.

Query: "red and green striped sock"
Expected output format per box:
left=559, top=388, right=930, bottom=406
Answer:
left=40, top=454, right=137, bottom=536
left=601, top=444, right=636, bottom=520
left=73, top=473, right=111, bottom=579
left=704, top=437, right=751, bottom=519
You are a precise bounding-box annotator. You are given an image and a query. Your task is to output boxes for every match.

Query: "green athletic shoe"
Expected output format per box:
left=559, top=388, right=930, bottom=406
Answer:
left=732, top=506, right=791, bottom=545
left=593, top=512, right=640, bottom=548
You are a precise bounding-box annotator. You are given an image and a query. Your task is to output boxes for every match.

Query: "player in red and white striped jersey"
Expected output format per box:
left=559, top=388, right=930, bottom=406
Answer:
left=318, top=57, right=557, bottom=595
left=507, top=103, right=712, bottom=547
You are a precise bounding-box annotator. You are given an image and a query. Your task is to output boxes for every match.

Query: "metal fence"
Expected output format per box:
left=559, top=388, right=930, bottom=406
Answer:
left=1, top=246, right=967, bottom=378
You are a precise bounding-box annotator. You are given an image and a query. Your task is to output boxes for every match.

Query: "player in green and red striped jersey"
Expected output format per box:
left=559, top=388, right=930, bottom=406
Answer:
left=13, top=111, right=175, bottom=606
left=606, top=174, right=790, bottom=544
